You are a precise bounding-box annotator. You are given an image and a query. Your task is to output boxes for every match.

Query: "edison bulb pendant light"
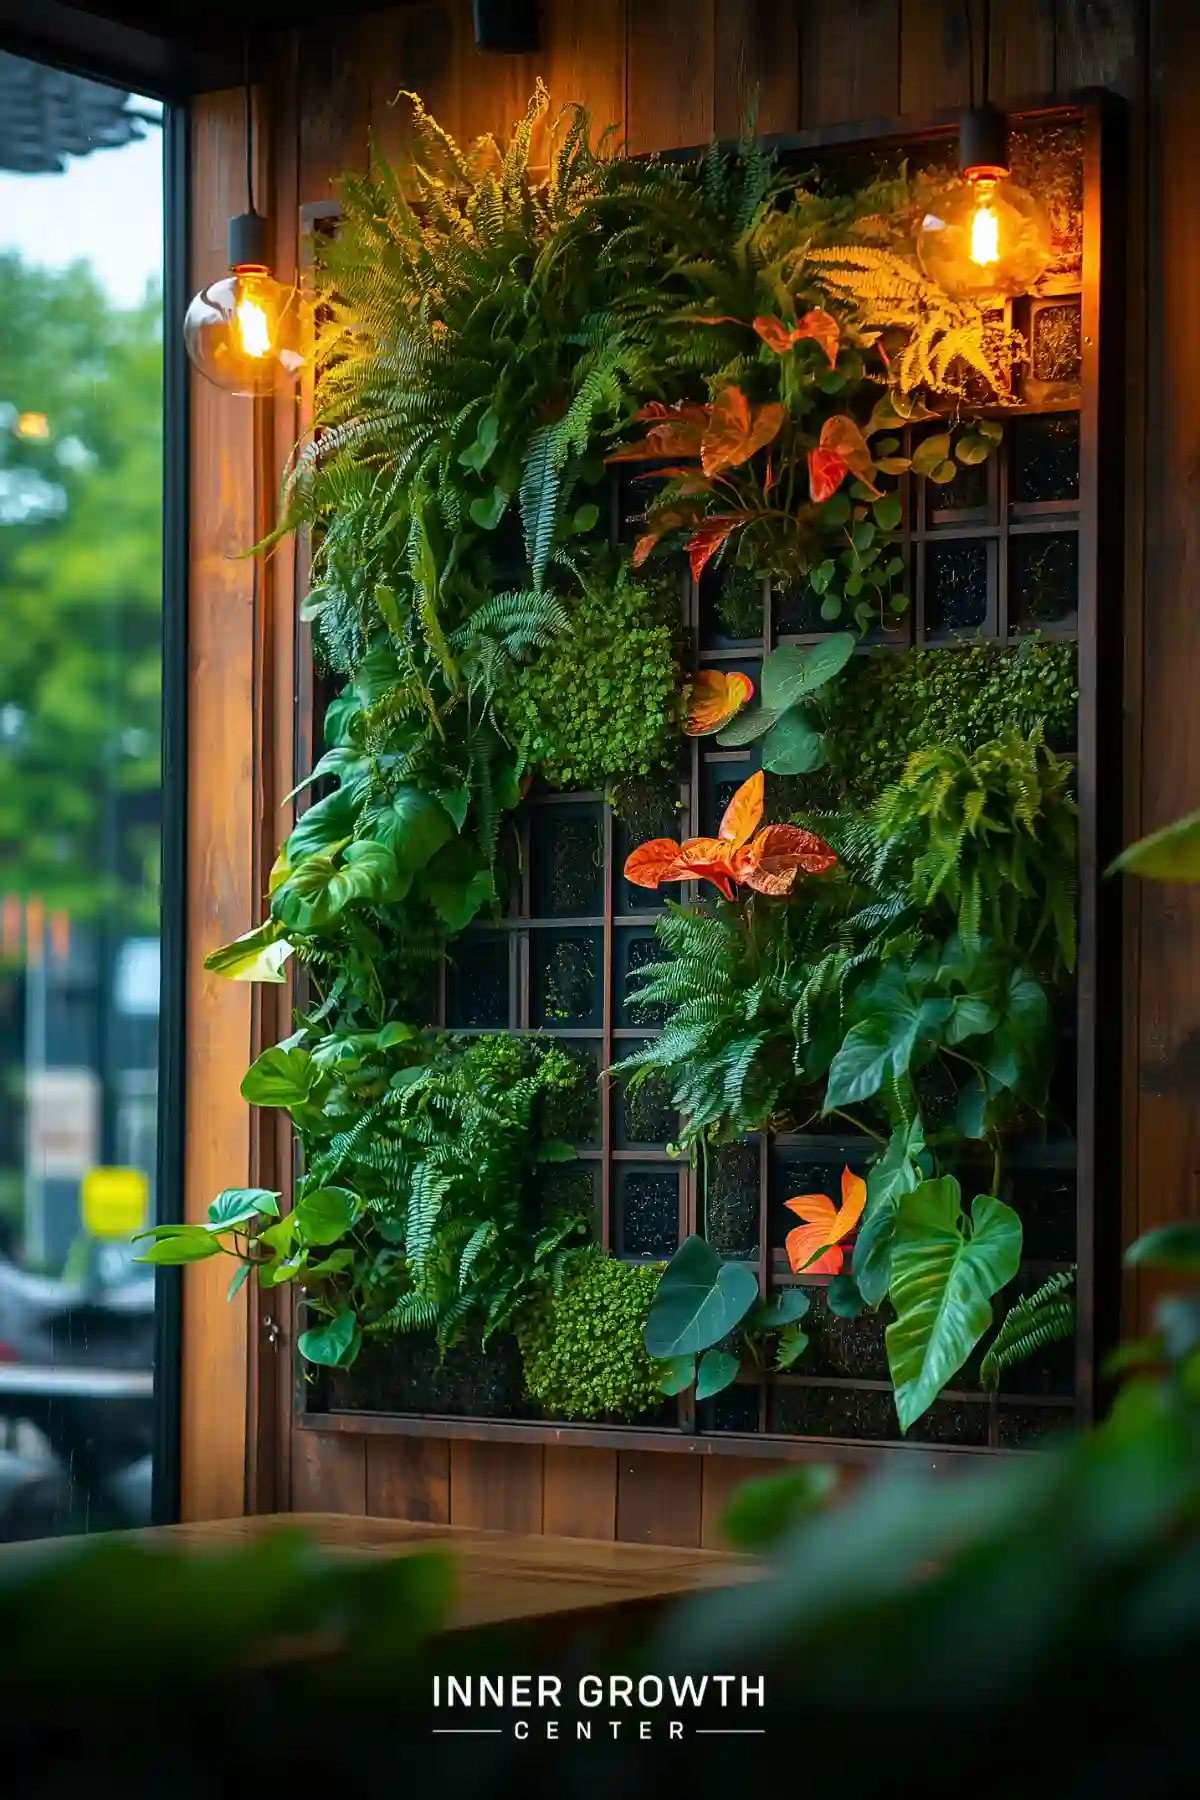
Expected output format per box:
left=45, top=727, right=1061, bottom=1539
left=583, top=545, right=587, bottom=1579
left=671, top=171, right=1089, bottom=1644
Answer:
left=184, top=209, right=308, bottom=397
left=916, top=103, right=1051, bottom=301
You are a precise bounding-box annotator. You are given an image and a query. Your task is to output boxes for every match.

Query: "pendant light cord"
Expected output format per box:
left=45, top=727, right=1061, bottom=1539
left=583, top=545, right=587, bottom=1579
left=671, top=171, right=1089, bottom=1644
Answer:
left=962, top=0, right=993, bottom=110
left=244, top=33, right=255, bottom=215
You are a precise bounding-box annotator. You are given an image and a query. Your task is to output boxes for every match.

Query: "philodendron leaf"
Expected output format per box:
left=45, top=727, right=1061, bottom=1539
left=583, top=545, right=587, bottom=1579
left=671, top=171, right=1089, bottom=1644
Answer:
left=240, top=1046, right=316, bottom=1108
left=695, top=1349, right=741, bottom=1401
left=885, top=1178, right=1022, bottom=1432
left=715, top=704, right=779, bottom=747
left=371, top=787, right=455, bottom=877
left=657, top=1355, right=696, bottom=1396
left=206, top=1188, right=281, bottom=1231
left=295, top=1186, right=358, bottom=1247
left=761, top=709, right=827, bottom=776
left=1125, top=1223, right=1200, bottom=1275
left=826, top=1273, right=865, bottom=1317
left=759, top=635, right=855, bottom=712
left=133, top=1225, right=223, bottom=1265
left=748, top=1288, right=810, bottom=1331
left=643, top=1235, right=760, bottom=1359
left=1109, top=810, right=1200, bottom=881
left=297, top=1307, right=361, bottom=1368
left=850, top=1122, right=922, bottom=1309
left=203, top=918, right=293, bottom=984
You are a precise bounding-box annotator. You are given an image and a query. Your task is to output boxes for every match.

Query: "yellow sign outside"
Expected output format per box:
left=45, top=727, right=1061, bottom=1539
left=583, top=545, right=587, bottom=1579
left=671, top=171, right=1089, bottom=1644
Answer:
left=81, top=1166, right=149, bottom=1240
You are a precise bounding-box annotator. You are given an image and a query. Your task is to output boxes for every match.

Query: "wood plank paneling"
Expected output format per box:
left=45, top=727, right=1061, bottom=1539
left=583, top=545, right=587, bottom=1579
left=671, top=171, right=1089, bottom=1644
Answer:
left=1056, top=0, right=1140, bottom=97
left=900, top=0, right=983, bottom=115
left=714, top=0, right=801, bottom=138
left=800, top=0, right=901, bottom=127
left=182, top=89, right=258, bottom=1524
left=367, top=1436, right=451, bottom=1522
left=538, top=0, right=627, bottom=137
left=617, top=1452, right=702, bottom=1546
left=290, top=1430, right=367, bottom=1512
left=987, top=0, right=1055, bottom=101
left=450, top=1440, right=544, bottom=1530
left=626, top=0, right=715, bottom=154
left=543, top=1447, right=619, bottom=1539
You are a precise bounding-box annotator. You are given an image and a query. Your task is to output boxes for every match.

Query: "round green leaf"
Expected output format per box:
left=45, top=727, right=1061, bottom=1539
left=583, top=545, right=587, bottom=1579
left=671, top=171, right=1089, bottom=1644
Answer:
left=761, top=710, right=827, bottom=775
left=572, top=501, right=600, bottom=533
left=695, top=1349, right=740, bottom=1401
left=872, top=493, right=902, bottom=531
left=820, top=595, right=843, bottom=621
left=643, top=1235, right=760, bottom=1359
left=930, top=459, right=958, bottom=483
left=657, top=1355, right=696, bottom=1395
left=718, top=1465, right=838, bottom=1551
left=760, top=635, right=855, bottom=712
left=822, top=493, right=852, bottom=528
left=954, top=433, right=991, bottom=465
left=468, top=487, right=507, bottom=530
left=911, top=432, right=952, bottom=478
left=749, top=1287, right=810, bottom=1330
left=885, top=1180, right=1022, bottom=1432
left=715, top=704, right=778, bottom=747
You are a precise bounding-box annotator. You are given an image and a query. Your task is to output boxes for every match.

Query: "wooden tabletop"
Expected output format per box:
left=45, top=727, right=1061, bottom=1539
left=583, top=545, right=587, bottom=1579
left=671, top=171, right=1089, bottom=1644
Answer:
left=15, top=1513, right=760, bottom=1634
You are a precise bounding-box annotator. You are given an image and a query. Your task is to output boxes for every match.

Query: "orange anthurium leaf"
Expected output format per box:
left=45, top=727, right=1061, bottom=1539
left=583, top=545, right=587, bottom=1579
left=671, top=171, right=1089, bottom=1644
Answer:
left=791, top=1242, right=845, bottom=1276
left=669, top=838, right=740, bottom=901
left=838, top=1167, right=868, bottom=1233
left=631, top=510, right=687, bottom=568
left=718, top=770, right=764, bottom=846
left=808, top=446, right=848, bottom=504
left=818, top=416, right=879, bottom=492
left=632, top=400, right=711, bottom=425
left=783, top=1169, right=865, bottom=1274
left=623, top=838, right=684, bottom=888
left=739, top=824, right=839, bottom=891
left=701, top=389, right=786, bottom=477
left=686, top=515, right=745, bottom=582
left=686, top=669, right=755, bottom=737
left=795, top=308, right=841, bottom=368
left=753, top=315, right=802, bottom=355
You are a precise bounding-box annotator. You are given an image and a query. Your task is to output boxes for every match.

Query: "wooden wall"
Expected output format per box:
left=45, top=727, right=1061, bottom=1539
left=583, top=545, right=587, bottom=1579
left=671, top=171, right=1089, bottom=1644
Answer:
left=186, top=0, right=1200, bottom=1539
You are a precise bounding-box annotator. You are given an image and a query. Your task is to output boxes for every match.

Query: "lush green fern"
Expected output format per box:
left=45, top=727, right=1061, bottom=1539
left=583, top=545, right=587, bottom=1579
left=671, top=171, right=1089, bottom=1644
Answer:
left=869, top=726, right=1078, bottom=976
left=981, top=1270, right=1076, bottom=1391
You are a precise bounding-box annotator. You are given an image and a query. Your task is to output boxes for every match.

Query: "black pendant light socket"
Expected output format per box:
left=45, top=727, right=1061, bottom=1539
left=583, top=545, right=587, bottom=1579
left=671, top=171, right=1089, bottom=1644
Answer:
left=228, top=209, right=269, bottom=273
left=958, top=102, right=1009, bottom=179
left=473, top=1, right=540, bottom=52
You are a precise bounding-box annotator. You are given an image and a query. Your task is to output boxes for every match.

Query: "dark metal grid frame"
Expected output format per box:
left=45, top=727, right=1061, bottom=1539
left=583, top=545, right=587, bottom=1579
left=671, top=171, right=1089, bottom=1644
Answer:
left=296, top=93, right=1124, bottom=1462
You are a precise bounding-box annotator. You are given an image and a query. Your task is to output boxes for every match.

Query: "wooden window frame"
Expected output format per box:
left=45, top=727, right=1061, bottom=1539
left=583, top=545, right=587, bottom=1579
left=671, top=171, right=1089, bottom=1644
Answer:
left=273, top=92, right=1125, bottom=1470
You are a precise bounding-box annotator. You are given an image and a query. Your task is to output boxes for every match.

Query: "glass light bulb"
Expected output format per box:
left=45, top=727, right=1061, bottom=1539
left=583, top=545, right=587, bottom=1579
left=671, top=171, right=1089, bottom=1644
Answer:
left=183, top=269, right=309, bottom=397
left=916, top=174, right=1052, bottom=301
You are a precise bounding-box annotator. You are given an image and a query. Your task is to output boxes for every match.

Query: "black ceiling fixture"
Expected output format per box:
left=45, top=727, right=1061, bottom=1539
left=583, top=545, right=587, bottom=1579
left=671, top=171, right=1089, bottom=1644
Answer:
left=473, top=0, right=539, bottom=53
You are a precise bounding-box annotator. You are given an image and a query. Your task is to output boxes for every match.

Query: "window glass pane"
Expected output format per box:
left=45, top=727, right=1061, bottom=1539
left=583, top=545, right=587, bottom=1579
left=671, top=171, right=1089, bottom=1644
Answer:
left=0, top=56, right=163, bottom=1540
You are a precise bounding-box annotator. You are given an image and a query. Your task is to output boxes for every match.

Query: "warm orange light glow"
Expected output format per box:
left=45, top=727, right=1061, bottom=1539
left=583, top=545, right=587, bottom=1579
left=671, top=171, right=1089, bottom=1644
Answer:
left=236, top=296, right=271, bottom=358
left=16, top=412, right=49, bottom=440
left=970, top=200, right=1000, bottom=266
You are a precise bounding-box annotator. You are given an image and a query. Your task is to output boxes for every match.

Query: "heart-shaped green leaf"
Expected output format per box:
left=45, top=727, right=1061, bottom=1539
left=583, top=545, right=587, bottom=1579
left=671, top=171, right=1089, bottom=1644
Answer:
left=826, top=1273, right=865, bottom=1317
left=695, top=1349, right=741, bottom=1400
left=657, top=1355, right=696, bottom=1395
left=760, top=635, right=855, bottom=711
left=241, top=1046, right=316, bottom=1108
left=135, top=1226, right=223, bottom=1266
left=854, top=1120, right=925, bottom=1307
left=644, top=1235, right=760, bottom=1359
left=295, top=1186, right=358, bottom=1247
left=911, top=432, right=951, bottom=478
left=298, top=1308, right=361, bottom=1368
left=886, top=1179, right=1022, bottom=1431
left=468, top=486, right=507, bottom=529
left=207, top=1187, right=281, bottom=1231
left=761, top=709, right=827, bottom=775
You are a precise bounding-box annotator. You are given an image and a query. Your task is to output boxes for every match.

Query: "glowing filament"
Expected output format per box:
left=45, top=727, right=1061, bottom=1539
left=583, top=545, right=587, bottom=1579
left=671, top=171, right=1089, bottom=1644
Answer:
left=970, top=201, right=1000, bottom=266
left=236, top=296, right=271, bottom=358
